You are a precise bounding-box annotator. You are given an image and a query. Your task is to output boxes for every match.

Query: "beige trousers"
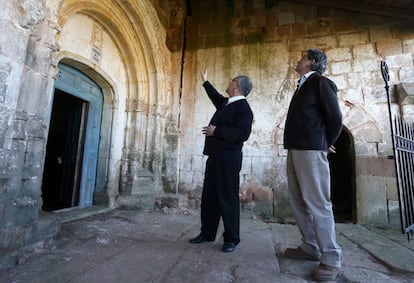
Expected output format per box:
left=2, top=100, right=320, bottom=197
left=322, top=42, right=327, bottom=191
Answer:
left=287, top=149, right=342, bottom=268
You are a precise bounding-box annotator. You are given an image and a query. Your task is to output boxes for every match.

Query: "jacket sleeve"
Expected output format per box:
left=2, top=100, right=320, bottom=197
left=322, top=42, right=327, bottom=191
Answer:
left=319, top=78, right=343, bottom=146
left=202, top=81, right=227, bottom=109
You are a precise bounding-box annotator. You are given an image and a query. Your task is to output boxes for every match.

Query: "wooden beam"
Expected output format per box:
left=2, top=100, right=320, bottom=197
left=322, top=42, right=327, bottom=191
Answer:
left=291, top=0, right=414, bottom=20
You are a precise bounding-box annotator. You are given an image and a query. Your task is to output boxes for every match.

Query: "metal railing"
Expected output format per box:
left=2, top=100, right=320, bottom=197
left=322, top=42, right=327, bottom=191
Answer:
left=381, top=61, right=414, bottom=240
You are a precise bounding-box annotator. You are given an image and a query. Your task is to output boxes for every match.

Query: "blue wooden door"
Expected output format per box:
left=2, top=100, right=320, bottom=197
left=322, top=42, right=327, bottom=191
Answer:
left=54, top=63, right=103, bottom=207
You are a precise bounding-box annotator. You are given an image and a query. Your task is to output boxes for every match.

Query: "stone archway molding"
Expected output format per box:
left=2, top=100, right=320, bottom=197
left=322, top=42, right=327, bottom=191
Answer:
left=54, top=0, right=172, bottom=207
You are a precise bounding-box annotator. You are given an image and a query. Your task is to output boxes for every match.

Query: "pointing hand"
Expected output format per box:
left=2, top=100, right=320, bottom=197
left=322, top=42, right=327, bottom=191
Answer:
left=200, top=68, right=208, bottom=82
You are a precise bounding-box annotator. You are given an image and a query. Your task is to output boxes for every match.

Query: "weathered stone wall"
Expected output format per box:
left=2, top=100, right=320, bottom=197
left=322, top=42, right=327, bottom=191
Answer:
left=0, top=0, right=177, bottom=269
left=178, top=1, right=414, bottom=223
left=0, top=0, right=61, bottom=269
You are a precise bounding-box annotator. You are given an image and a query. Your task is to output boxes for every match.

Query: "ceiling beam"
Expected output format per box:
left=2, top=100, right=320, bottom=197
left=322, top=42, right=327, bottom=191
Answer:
left=291, top=0, right=414, bottom=20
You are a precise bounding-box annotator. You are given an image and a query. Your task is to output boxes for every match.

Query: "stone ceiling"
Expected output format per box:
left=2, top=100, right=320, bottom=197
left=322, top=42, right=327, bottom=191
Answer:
left=182, top=0, right=414, bottom=20
left=290, top=0, right=414, bottom=20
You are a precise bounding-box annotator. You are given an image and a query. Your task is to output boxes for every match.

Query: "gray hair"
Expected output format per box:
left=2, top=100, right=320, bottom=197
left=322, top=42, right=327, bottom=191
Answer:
left=234, top=75, right=253, bottom=97
left=307, top=49, right=328, bottom=74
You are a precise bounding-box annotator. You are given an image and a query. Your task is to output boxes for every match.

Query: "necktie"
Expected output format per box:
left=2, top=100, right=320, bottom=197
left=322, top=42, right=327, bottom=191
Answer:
left=296, top=78, right=301, bottom=90
left=296, top=76, right=306, bottom=90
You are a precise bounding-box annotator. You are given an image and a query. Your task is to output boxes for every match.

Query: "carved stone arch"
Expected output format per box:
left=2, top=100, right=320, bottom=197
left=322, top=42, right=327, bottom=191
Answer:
left=56, top=0, right=171, bottom=206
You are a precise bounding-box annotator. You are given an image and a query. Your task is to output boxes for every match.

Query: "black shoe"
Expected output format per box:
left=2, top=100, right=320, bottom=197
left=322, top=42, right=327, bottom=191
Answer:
left=222, top=242, right=238, bottom=252
left=189, top=234, right=215, bottom=244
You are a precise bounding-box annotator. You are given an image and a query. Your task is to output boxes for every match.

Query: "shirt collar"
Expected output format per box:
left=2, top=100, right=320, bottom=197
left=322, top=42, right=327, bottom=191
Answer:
left=297, top=71, right=316, bottom=89
left=226, top=95, right=246, bottom=105
left=303, top=71, right=316, bottom=80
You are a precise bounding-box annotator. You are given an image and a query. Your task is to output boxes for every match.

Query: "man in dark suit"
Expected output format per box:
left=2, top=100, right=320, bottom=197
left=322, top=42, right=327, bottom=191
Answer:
left=283, top=49, right=343, bottom=281
left=189, top=69, right=253, bottom=253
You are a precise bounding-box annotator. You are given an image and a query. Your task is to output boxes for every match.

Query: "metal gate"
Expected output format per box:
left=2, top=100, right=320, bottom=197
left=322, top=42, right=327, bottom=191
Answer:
left=381, top=61, right=414, bottom=240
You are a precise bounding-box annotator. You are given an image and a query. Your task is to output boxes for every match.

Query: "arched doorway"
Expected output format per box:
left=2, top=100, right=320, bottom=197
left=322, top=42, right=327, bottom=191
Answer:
left=328, top=127, right=356, bottom=223
left=41, top=63, right=103, bottom=211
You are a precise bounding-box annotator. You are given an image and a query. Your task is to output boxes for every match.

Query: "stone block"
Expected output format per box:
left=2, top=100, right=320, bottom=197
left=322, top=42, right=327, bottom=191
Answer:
left=402, top=38, right=414, bottom=54
left=303, top=35, right=337, bottom=49
left=399, top=67, right=414, bottom=83
left=385, top=53, right=413, bottom=68
left=369, top=26, right=392, bottom=42
left=396, top=82, right=414, bottom=105
left=387, top=200, right=400, bottom=226
left=0, top=65, right=9, bottom=104
left=338, top=31, right=369, bottom=47
left=352, top=123, right=382, bottom=143
left=377, top=142, right=393, bottom=157
left=401, top=105, right=414, bottom=121
left=353, top=143, right=378, bottom=156
left=117, top=195, right=155, bottom=211
left=3, top=197, right=38, bottom=227
left=0, top=203, right=4, bottom=220
left=0, top=150, right=15, bottom=178
left=239, top=179, right=273, bottom=216
left=330, top=75, right=347, bottom=90
left=356, top=175, right=387, bottom=224
left=26, top=118, right=46, bottom=139
left=376, top=40, right=402, bottom=57
left=292, top=23, right=306, bottom=37
left=353, top=44, right=377, bottom=60
left=277, top=25, right=291, bottom=37
left=386, top=177, right=398, bottom=201
left=345, top=108, right=370, bottom=129
left=0, top=226, right=24, bottom=253
left=240, top=156, right=252, bottom=175
left=0, top=216, right=59, bottom=270
left=249, top=156, right=276, bottom=175
left=12, top=120, right=26, bottom=140
left=19, top=72, right=49, bottom=116
left=190, top=155, right=204, bottom=171
left=252, top=13, right=267, bottom=28
left=156, top=194, right=188, bottom=209
left=278, top=11, right=294, bottom=26
left=341, top=88, right=364, bottom=105
left=0, top=23, right=27, bottom=62
left=355, top=156, right=395, bottom=177
left=21, top=179, right=42, bottom=200
left=24, top=216, right=60, bottom=246
left=273, top=194, right=293, bottom=221
left=352, top=59, right=380, bottom=72
left=245, top=31, right=264, bottom=44
left=326, top=48, right=352, bottom=62
left=178, top=170, right=194, bottom=186
left=331, top=61, right=352, bottom=75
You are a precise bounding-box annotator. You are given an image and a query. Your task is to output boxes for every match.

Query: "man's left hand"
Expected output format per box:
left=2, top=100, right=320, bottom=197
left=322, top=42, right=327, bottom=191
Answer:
left=202, top=124, right=216, bottom=136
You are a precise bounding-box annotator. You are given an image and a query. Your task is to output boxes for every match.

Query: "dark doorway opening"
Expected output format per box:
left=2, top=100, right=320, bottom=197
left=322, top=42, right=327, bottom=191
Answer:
left=41, top=89, right=89, bottom=211
left=328, top=127, right=356, bottom=223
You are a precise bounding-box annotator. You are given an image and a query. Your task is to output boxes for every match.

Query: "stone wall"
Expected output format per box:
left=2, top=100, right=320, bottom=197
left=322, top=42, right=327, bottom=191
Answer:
left=177, top=0, right=414, bottom=223
left=0, top=0, right=61, bottom=269
left=0, top=0, right=175, bottom=269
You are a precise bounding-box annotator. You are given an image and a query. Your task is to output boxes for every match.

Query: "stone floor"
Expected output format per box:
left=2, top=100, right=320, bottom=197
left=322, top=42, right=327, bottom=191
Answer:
left=1, top=207, right=414, bottom=283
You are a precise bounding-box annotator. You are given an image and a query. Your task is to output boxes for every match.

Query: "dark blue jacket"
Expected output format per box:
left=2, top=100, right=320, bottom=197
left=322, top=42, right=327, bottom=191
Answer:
left=202, top=81, right=253, bottom=158
left=283, top=73, right=342, bottom=150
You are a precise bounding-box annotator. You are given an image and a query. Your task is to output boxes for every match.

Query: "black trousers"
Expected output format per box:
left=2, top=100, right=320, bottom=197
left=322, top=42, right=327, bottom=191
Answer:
left=200, top=153, right=242, bottom=243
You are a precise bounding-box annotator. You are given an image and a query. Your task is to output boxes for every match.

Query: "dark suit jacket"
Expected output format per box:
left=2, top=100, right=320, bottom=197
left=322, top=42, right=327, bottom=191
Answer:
left=283, top=73, right=342, bottom=150
left=202, top=81, right=253, bottom=159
